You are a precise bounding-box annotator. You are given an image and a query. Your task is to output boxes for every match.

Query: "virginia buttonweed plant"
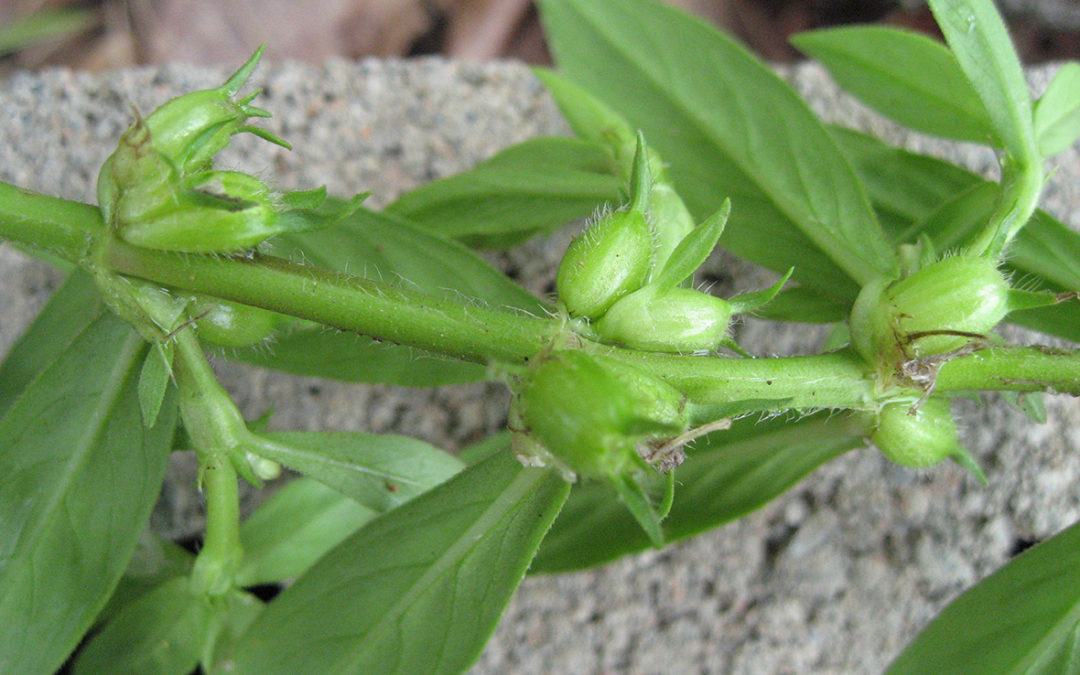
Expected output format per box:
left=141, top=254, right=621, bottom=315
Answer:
left=2, top=0, right=1080, bottom=672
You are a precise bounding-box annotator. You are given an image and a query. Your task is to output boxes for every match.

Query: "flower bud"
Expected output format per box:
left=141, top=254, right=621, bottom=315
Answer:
left=188, top=295, right=283, bottom=348
left=871, top=398, right=961, bottom=468
left=595, top=286, right=731, bottom=353
left=116, top=170, right=283, bottom=253
left=516, top=350, right=687, bottom=479
left=851, top=255, right=1010, bottom=364
left=556, top=210, right=653, bottom=319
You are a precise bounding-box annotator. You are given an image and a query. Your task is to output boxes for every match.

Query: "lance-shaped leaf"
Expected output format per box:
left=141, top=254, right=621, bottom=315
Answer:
left=0, top=313, right=177, bottom=675
left=385, top=136, right=621, bottom=246
left=72, top=578, right=215, bottom=675
left=792, top=26, right=996, bottom=145
left=247, top=431, right=464, bottom=512
left=927, top=0, right=1038, bottom=164
left=236, top=478, right=376, bottom=587
left=222, top=451, right=569, bottom=674
left=1034, top=63, right=1080, bottom=157
left=532, top=411, right=870, bottom=573
left=539, top=0, right=897, bottom=299
left=888, top=518, right=1080, bottom=674
left=728, top=268, right=795, bottom=315
left=0, top=270, right=102, bottom=417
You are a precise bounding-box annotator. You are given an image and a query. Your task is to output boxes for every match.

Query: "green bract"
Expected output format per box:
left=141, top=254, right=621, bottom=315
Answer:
left=556, top=209, right=653, bottom=319
left=871, top=398, right=961, bottom=468
left=851, top=255, right=1010, bottom=365
left=595, top=286, right=732, bottom=353
left=515, top=349, right=687, bottom=480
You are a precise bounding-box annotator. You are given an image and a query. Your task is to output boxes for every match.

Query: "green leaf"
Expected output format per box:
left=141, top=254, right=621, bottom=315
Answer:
left=0, top=270, right=103, bottom=417
left=532, top=68, right=636, bottom=171
left=1034, top=63, right=1080, bottom=157
left=72, top=577, right=214, bottom=675
left=275, top=206, right=545, bottom=313
left=138, top=342, right=173, bottom=426
left=540, top=0, right=896, bottom=296
left=754, top=285, right=850, bottom=323
left=225, top=327, right=486, bottom=386
left=0, top=6, right=97, bottom=55
left=609, top=470, right=665, bottom=548
left=0, top=314, right=177, bottom=675
left=532, top=411, right=869, bottom=573
left=887, top=518, right=1080, bottom=674
left=250, top=431, right=464, bottom=512
left=651, top=200, right=730, bottom=291
left=223, top=451, right=569, bottom=675
left=927, top=0, right=1038, bottom=163
left=385, top=137, right=621, bottom=246
left=792, top=26, right=996, bottom=145
left=830, top=127, right=976, bottom=241
left=99, top=531, right=194, bottom=624
left=236, top=478, right=376, bottom=587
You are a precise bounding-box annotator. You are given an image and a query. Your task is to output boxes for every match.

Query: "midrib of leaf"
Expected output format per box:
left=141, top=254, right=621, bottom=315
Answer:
left=1, top=324, right=143, bottom=586
left=336, top=466, right=548, bottom=674
left=1007, top=588, right=1080, bottom=675
left=567, top=4, right=884, bottom=285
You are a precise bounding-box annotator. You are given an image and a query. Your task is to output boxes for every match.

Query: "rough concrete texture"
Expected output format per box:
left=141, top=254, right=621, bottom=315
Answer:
left=0, top=57, right=1078, bottom=674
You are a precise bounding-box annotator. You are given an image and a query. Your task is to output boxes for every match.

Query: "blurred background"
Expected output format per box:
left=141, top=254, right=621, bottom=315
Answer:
left=1, top=0, right=1078, bottom=73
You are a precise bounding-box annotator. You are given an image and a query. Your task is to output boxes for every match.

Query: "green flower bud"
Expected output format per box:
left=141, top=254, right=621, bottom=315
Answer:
left=188, top=295, right=283, bottom=348
left=116, top=170, right=283, bottom=253
left=516, top=350, right=687, bottom=479
left=851, top=255, right=1010, bottom=364
left=595, top=286, right=732, bottom=353
left=556, top=210, right=653, bottom=319
left=871, top=398, right=961, bottom=468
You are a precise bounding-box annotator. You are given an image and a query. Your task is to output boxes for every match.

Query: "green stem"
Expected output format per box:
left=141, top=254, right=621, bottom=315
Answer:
left=105, top=239, right=560, bottom=365
left=0, top=182, right=102, bottom=261
left=173, top=328, right=245, bottom=596
left=936, top=345, right=1080, bottom=395
left=966, top=156, right=1043, bottom=258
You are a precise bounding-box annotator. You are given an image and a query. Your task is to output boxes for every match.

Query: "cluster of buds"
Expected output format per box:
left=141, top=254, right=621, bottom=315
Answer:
left=555, top=134, right=786, bottom=355
left=97, top=46, right=356, bottom=254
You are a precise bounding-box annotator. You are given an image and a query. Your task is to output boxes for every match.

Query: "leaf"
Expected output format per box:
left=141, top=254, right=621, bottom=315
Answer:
left=532, top=68, right=636, bottom=170
left=222, top=451, right=569, bottom=675
left=225, top=327, right=486, bottom=386
left=887, top=518, right=1080, bottom=674
left=792, top=26, right=996, bottom=145
left=609, top=470, right=665, bottom=548
left=532, top=411, right=869, bottom=573
left=0, top=270, right=103, bottom=417
left=385, top=137, right=621, bottom=247
left=98, top=531, right=194, bottom=624
left=927, top=0, right=1038, bottom=163
left=651, top=200, right=730, bottom=291
left=539, top=0, right=896, bottom=296
left=138, top=342, right=173, bottom=426
left=830, top=127, right=976, bottom=240
left=235, top=478, right=376, bottom=587
left=0, top=314, right=177, bottom=675
left=249, top=431, right=464, bottom=512
left=72, top=578, right=214, bottom=675
left=1034, top=63, right=1080, bottom=157
left=754, top=285, right=850, bottom=323
left=274, top=205, right=545, bottom=313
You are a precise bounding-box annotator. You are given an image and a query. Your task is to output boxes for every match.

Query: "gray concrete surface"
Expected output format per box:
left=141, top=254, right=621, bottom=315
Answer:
left=1, top=57, right=1078, bottom=674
